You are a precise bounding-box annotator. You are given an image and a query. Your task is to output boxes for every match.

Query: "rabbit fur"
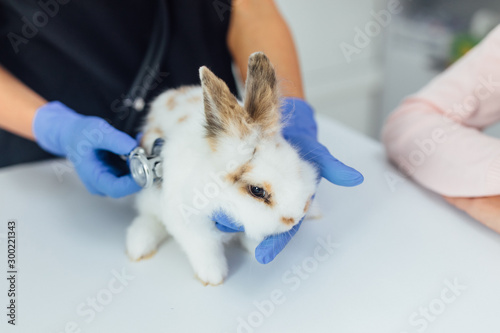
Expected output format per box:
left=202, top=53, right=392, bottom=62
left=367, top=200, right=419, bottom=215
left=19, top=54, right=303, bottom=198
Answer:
left=126, top=52, right=318, bottom=286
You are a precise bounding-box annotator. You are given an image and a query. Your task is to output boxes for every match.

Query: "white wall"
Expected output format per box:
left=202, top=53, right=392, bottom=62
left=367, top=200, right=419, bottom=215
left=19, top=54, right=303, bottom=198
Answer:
left=275, top=0, right=384, bottom=137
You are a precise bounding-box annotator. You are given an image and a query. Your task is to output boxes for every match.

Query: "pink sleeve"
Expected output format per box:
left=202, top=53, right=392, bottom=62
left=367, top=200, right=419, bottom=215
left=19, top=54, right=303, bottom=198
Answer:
left=382, top=25, right=500, bottom=197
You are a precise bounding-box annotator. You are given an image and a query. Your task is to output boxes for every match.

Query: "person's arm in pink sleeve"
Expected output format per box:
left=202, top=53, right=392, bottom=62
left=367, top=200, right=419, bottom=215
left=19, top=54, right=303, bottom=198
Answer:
left=382, top=25, right=500, bottom=197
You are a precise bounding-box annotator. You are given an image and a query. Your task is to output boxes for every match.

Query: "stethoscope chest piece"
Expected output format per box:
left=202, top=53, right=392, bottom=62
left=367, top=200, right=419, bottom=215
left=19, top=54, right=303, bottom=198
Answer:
left=128, top=138, right=164, bottom=188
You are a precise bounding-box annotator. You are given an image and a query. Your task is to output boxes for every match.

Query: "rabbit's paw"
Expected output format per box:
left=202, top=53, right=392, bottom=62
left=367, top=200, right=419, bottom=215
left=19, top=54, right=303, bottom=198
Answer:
left=127, top=247, right=157, bottom=262
left=193, top=258, right=228, bottom=286
left=126, top=235, right=158, bottom=262
left=126, top=216, right=167, bottom=261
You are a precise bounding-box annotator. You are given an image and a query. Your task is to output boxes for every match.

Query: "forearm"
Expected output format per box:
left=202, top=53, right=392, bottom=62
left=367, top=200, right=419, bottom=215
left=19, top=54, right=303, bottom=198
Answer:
left=383, top=102, right=500, bottom=197
left=0, top=65, right=46, bottom=140
left=227, top=0, right=304, bottom=98
left=382, top=25, right=500, bottom=197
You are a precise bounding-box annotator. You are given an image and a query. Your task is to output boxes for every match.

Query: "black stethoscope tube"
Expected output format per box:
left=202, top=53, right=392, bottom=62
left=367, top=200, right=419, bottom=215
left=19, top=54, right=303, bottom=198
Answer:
left=121, top=0, right=168, bottom=134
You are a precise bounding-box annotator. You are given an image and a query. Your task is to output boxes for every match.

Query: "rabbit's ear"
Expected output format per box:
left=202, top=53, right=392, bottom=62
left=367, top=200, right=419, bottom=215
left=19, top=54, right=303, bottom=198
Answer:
left=244, top=52, right=280, bottom=136
left=199, top=66, right=250, bottom=146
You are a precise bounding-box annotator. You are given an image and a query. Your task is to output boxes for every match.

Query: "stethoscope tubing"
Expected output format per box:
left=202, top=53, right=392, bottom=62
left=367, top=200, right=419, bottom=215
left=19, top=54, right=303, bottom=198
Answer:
left=122, top=0, right=169, bottom=134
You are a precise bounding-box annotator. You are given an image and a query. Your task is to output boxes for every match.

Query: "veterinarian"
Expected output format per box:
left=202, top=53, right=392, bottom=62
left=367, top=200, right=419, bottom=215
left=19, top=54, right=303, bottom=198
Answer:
left=0, top=0, right=363, bottom=263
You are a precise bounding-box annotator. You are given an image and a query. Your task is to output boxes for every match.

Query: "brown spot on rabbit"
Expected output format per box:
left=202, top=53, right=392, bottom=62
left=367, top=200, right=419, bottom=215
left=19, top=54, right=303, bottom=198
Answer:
left=187, top=95, right=201, bottom=104
left=303, top=198, right=311, bottom=213
left=166, top=95, right=177, bottom=110
left=177, top=86, right=190, bottom=94
left=281, top=217, right=295, bottom=226
left=140, top=127, right=164, bottom=148
left=226, top=162, right=253, bottom=184
left=263, top=182, right=272, bottom=195
left=154, top=127, right=164, bottom=136
left=177, top=115, right=189, bottom=123
left=207, top=139, right=217, bottom=152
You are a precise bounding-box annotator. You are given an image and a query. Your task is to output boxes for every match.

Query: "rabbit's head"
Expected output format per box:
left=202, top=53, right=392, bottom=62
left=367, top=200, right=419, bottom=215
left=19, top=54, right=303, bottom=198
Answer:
left=200, top=52, right=318, bottom=241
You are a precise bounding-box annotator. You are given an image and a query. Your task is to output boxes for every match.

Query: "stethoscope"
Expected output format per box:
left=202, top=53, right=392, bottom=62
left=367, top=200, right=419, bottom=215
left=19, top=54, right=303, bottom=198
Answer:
left=120, top=0, right=168, bottom=189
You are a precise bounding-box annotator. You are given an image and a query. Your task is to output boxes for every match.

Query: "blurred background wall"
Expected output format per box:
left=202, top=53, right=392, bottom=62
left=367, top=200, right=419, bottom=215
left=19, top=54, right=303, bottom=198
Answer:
left=274, top=0, right=500, bottom=140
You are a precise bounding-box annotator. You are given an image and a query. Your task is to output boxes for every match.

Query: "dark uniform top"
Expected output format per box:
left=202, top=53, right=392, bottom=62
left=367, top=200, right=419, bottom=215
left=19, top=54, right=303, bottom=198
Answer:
left=0, top=0, right=236, bottom=167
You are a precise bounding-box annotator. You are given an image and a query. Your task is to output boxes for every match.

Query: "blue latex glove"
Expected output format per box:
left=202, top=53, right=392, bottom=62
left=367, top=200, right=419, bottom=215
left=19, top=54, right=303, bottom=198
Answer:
left=33, top=101, right=141, bottom=198
left=214, top=97, right=364, bottom=264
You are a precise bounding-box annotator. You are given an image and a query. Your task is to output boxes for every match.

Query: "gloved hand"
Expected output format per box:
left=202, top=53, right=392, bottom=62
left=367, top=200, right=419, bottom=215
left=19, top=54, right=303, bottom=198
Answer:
left=214, top=97, right=363, bottom=264
left=33, top=101, right=141, bottom=198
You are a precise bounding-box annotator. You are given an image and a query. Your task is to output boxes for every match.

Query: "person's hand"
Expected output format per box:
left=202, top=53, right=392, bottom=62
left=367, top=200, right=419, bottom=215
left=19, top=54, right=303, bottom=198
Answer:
left=33, top=101, right=141, bottom=198
left=281, top=98, right=364, bottom=185
left=214, top=98, right=363, bottom=264
left=444, top=195, right=500, bottom=233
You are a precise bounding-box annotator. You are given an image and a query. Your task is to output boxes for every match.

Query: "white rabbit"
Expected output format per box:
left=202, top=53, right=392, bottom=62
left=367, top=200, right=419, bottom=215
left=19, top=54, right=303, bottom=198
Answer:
left=126, top=52, right=318, bottom=286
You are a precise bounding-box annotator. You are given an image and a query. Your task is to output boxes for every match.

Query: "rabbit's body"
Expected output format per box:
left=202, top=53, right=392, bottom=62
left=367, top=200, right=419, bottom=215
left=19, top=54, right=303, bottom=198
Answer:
left=127, top=53, right=318, bottom=285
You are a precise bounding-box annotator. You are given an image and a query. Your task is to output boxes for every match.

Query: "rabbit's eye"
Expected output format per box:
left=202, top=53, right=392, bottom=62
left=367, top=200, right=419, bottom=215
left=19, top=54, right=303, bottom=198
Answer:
left=249, top=185, right=266, bottom=199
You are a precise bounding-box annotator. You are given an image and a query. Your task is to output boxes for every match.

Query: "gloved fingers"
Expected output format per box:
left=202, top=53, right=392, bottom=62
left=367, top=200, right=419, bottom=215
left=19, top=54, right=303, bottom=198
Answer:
left=293, top=137, right=363, bottom=187
left=318, top=150, right=364, bottom=187
left=280, top=98, right=317, bottom=133
left=135, top=132, right=144, bottom=145
left=255, top=220, right=302, bottom=264
left=77, top=154, right=141, bottom=198
left=81, top=180, right=105, bottom=196
left=95, top=150, right=131, bottom=177
left=91, top=120, right=138, bottom=156
left=94, top=172, right=142, bottom=198
left=89, top=155, right=140, bottom=197
left=215, top=222, right=242, bottom=233
left=76, top=167, right=105, bottom=196
left=212, top=210, right=244, bottom=232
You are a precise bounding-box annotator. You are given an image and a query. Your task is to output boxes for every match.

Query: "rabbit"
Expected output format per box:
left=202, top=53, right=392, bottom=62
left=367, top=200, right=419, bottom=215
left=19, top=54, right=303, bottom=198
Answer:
left=126, top=52, right=318, bottom=286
